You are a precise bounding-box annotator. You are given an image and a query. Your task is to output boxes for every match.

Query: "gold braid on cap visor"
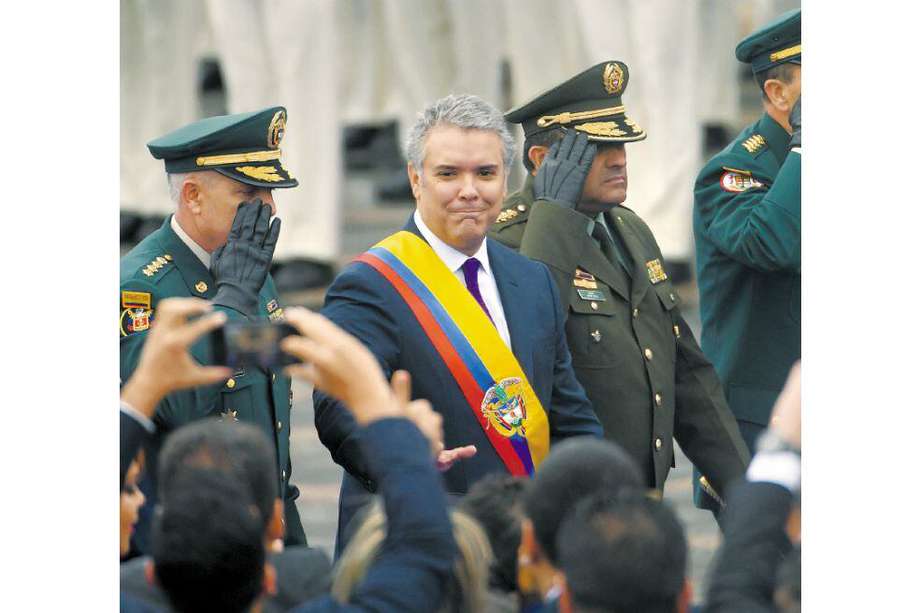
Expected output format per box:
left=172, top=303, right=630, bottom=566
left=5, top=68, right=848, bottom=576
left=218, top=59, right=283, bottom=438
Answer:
left=195, top=149, right=282, bottom=167
left=536, top=105, right=626, bottom=127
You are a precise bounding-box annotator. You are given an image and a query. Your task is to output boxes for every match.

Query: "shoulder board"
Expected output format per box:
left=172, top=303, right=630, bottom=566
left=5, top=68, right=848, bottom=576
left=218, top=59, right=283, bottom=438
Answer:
left=740, top=133, right=768, bottom=156
left=494, top=203, right=530, bottom=225
left=138, top=253, right=175, bottom=280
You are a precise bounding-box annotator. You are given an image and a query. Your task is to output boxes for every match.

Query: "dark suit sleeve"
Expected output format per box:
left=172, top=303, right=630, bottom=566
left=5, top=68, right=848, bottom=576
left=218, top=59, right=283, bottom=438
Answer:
left=672, top=316, right=750, bottom=498
left=703, top=479, right=794, bottom=613
left=120, top=409, right=151, bottom=486
left=290, top=419, right=456, bottom=613
left=540, top=262, right=604, bottom=441
left=694, top=152, right=800, bottom=273
left=314, top=265, right=401, bottom=486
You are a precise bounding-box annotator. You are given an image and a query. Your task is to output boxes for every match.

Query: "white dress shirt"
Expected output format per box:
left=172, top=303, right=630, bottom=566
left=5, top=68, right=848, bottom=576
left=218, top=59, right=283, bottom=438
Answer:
left=171, top=214, right=211, bottom=269
left=413, top=210, right=512, bottom=348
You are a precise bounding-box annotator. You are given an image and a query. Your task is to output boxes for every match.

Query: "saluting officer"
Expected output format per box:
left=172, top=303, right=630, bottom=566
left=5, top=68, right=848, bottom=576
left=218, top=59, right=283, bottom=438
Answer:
left=691, top=10, right=801, bottom=511
left=489, top=61, right=749, bottom=504
left=120, top=107, right=306, bottom=552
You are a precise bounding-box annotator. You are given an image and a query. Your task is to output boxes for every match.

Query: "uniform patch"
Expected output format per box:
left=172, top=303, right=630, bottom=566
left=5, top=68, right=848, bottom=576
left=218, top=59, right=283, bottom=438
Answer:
left=646, top=259, right=668, bottom=284
left=720, top=170, right=764, bottom=193
left=268, top=307, right=285, bottom=322
left=741, top=134, right=767, bottom=154
left=122, top=290, right=151, bottom=309
left=266, top=299, right=279, bottom=313
left=573, top=268, right=598, bottom=289
left=120, top=307, right=154, bottom=337
left=576, top=288, right=606, bottom=301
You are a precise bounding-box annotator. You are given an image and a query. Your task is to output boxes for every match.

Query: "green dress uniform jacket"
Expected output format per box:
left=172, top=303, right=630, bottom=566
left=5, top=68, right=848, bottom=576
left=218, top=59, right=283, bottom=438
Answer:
left=119, top=217, right=305, bottom=550
left=489, top=178, right=749, bottom=496
left=692, top=112, right=801, bottom=451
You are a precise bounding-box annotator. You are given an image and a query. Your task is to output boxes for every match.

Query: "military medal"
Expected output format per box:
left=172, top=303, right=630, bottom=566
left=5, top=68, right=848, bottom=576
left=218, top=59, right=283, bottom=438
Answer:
left=645, top=259, right=668, bottom=284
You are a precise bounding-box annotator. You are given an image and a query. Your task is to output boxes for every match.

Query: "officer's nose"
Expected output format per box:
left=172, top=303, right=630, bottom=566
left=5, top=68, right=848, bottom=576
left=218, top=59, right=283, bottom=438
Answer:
left=599, top=144, right=627, bottom=168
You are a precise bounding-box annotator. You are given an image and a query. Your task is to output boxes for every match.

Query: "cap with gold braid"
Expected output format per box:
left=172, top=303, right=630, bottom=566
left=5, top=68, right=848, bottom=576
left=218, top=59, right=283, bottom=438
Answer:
left=147, top=106, right=298, bottom=189
left=504, top=60, right=646, bottom=143
left=735, top=8, right=801, bottom=74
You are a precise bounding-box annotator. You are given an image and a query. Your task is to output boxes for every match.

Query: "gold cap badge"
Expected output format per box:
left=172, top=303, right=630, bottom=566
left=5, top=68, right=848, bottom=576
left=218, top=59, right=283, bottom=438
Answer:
left=195, top=281, right=208, bottom=293
left=603, top=62, right=625, bottom=95
left=268, top=109, right=286, bottom=148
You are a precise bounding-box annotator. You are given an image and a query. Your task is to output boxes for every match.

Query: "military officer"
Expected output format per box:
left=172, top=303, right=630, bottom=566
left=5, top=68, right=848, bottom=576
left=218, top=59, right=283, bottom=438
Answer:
left=691, top=10, right=801, bottom=510
left=120, top=106, right=306, bottom=552
left=489, top=61, right=749, bottom=505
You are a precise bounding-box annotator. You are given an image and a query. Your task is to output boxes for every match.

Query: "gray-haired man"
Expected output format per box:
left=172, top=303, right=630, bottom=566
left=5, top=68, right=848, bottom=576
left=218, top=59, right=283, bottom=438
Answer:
left=314, top=94, right=602, bottom=553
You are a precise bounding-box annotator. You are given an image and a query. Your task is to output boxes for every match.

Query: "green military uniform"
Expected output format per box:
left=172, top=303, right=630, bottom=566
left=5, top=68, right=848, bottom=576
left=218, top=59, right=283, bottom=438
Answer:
left=490, top=62, right=749, bottom=500
left=692, top=10, right=801, bottom=483
left=119, top=107, right=306, bottom=551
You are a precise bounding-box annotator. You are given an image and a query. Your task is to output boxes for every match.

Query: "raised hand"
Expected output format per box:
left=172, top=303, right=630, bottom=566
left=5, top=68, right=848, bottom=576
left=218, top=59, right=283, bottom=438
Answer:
left=533, top=130, right=597, bottom=208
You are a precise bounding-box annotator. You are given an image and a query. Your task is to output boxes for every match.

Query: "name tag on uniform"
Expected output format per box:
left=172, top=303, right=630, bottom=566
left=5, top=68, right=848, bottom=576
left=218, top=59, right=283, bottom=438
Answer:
left=576, top=288, right=606, bottom=301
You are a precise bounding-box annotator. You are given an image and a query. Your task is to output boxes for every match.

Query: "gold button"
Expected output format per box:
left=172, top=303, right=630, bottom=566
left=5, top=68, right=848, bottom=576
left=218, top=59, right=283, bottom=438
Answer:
left=276, top=420, right=283, bottom=431
left=517, top=204, right=527, bottom=212
left=590, top=301, right=598, bottom=311
left=282, top=469, right=287, bottom=480
left=669, top=292, right=676, bottom=301
left=617, top=216, right=624, bottom=224
left=272, top=372, right=276, bottom=382
left=226, top=378, right=236, bottom=389
left=644, top=348, right=653, bottom=360
left=195, top=281, right=208, bottom=293
left=655, top=393, right=662, bottom=407
left=655, top=437, right=662, bottom=451
left=633, top=308, right=639, bottom=319
left=164, top=254, right=173, bottom=261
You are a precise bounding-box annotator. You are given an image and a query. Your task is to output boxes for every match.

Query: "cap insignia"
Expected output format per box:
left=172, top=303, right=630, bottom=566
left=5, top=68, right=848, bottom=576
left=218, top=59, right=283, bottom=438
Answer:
left=603, top=62, right=625, bottom=95
left=575, top=122, right=626, bottom=138
left=268, top=109, right=287, bottom=148
left=236, top=166, right=284, bottom=183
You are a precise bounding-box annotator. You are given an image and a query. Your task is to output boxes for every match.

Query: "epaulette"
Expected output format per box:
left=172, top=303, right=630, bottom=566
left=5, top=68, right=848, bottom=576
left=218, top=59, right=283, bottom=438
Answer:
left=140, top=254, right=174, bottom=278
left=495, top=203, right=529, bottom=225
left=740, top=133, right=767, bottom=155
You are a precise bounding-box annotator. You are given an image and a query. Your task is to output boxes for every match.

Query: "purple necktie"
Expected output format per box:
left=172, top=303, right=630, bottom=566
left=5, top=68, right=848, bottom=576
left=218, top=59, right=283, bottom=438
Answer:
left=461, top=258, right=494, bottom=324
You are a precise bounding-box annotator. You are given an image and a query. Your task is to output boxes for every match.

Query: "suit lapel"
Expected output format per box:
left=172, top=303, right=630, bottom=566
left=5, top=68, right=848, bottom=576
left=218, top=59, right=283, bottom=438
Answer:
left=156, top=217, right=216, bottom=299
left=607, top=210, right=652, bottom=305
left=487, top=240, right=533, bottom=376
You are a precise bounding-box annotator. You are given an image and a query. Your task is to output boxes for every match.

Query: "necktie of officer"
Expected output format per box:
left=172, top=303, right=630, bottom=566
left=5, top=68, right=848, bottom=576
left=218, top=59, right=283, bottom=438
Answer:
left=461, top=258, right=494, bottom=324
left=591, top=221, right=632, bottom=277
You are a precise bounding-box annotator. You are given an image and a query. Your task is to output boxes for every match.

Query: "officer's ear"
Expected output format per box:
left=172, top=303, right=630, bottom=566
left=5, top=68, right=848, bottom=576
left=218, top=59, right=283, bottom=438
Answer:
left=762, top=77, right=794, bottom=113
left=527, top=145, right=550, bottom=175
left=180, top=176, right=204, bottom=215
left=407, top=161, right=422, bottom=200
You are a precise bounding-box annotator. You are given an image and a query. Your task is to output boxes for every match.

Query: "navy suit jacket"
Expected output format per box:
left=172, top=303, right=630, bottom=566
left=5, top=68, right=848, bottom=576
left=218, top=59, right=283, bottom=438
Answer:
left=314, top=218, right=601, bottom=504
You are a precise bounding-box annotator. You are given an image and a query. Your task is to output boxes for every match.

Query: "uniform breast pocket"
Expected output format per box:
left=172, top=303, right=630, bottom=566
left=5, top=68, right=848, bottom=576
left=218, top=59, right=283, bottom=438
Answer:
left=567, top=285, right=624, bottom=369
left=217, top=373, right=259, bottom=422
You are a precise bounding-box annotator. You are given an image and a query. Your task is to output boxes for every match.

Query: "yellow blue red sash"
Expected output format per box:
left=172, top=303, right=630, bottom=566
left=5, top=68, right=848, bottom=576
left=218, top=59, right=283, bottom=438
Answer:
left=355, top=231, right=549, bottom=476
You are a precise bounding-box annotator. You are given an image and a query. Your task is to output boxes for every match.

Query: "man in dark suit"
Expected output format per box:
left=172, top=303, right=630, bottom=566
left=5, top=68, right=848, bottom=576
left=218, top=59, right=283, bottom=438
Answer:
left=314, top=94, right=603, bottom=551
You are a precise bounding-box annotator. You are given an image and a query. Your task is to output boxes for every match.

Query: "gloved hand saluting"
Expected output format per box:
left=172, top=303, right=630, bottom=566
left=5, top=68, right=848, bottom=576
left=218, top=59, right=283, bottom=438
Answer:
left=788, top=97, right=801, bottom=149
left=210, top=199, right=280, bottom=317
left=533, top=130, right=597, bottom=209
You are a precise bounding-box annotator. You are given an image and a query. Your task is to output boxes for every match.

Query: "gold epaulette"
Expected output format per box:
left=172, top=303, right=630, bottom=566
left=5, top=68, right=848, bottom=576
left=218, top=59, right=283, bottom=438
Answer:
left=741, top=134, right=767, bottom=154
left=141, top=254, right=174, bottom=278
left=495, top=203, right=529, bottom=224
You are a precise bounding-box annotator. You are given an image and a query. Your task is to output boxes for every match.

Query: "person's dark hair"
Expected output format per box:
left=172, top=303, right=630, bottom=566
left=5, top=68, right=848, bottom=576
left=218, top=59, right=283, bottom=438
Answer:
left=158, top=420, right=277, bottom=529
left=755, top=63, right=798, bottom=100
left=774, top=543, right=801, bottom=613
left=152, top=469, right=266, bottom=613
left=523, top=437, right=642, bottom=563
left=557, top=492, right=687, bottom=613
left=521, top=127, right=565, bottom=172
left=458, top=474, right=527, bottom=593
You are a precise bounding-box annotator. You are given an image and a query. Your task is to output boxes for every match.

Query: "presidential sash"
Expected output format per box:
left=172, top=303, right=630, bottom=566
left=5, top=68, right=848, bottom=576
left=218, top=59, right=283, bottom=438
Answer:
left=355, top=231, right=549, bottom=476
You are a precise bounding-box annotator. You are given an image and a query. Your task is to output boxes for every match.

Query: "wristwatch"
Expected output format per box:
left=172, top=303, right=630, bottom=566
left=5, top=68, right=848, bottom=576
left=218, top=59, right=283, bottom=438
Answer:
left=756, top=429, right=800, bottom=456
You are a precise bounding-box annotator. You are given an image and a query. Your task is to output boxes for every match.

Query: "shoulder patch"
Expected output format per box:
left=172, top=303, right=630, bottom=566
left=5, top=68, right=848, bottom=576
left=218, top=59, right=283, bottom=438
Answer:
left=741, top=134, right=767, bottom=155
left=495, top=203, right=528, bottom=224
left=720, top=169, right=765, bottom=193
left=120, top=305, right=154, bottom=337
